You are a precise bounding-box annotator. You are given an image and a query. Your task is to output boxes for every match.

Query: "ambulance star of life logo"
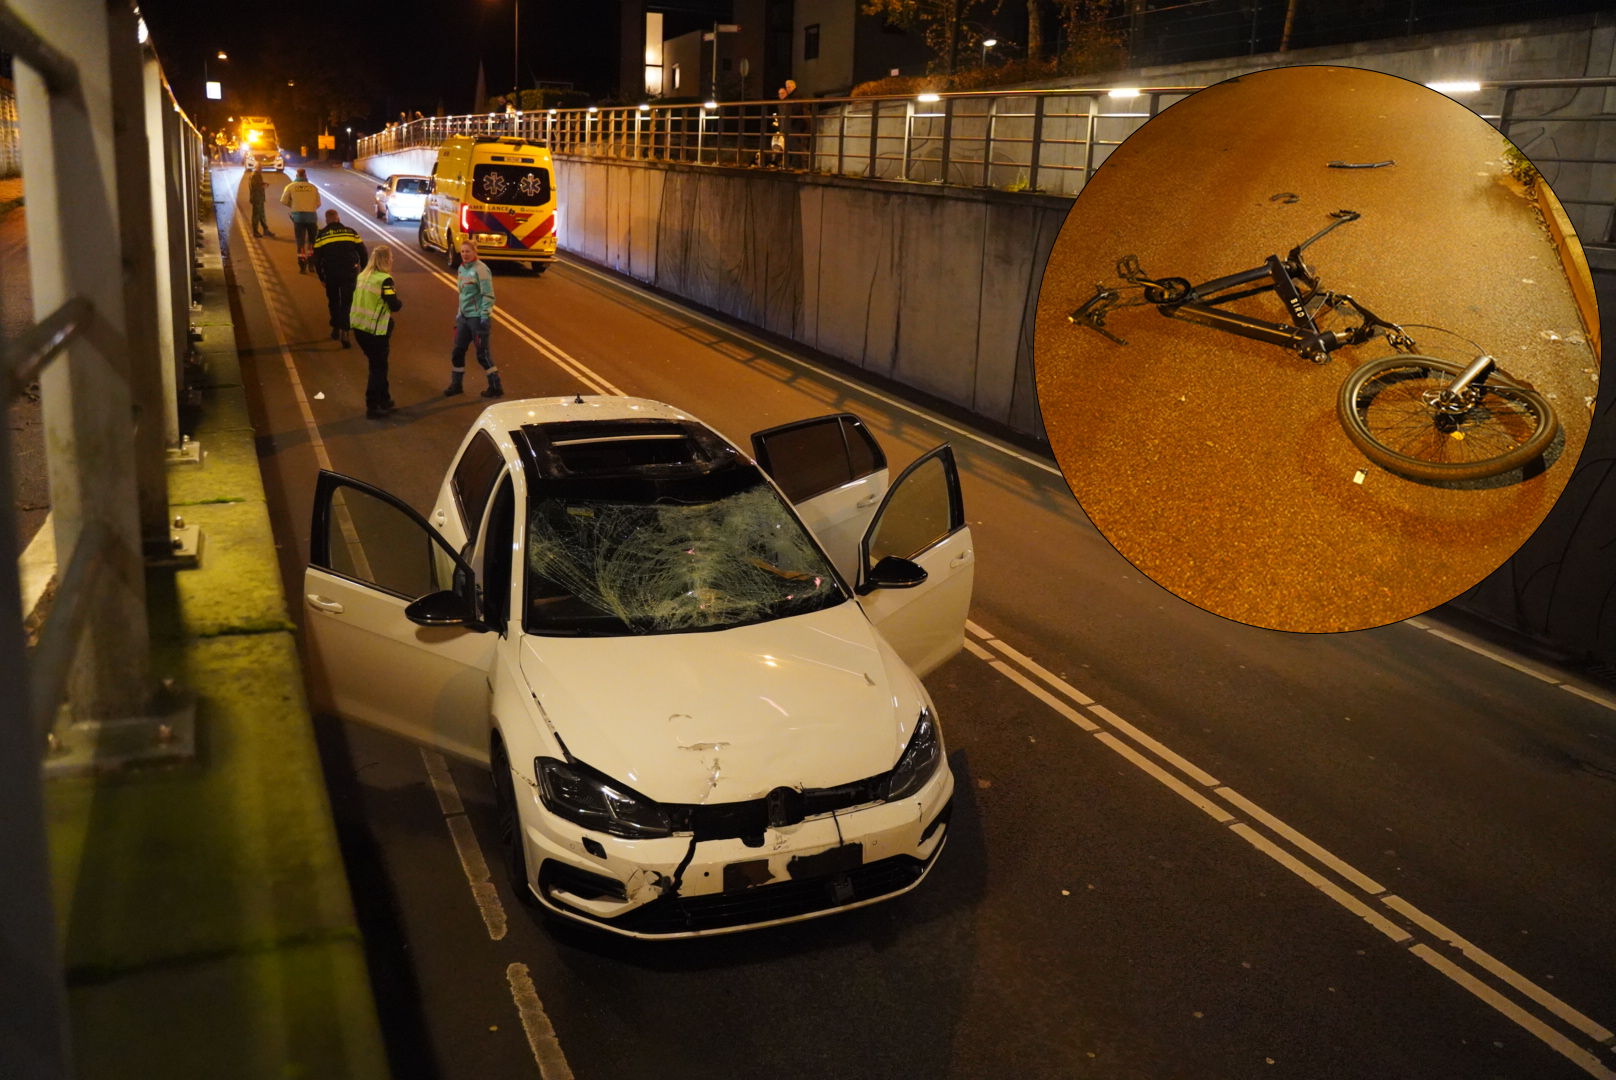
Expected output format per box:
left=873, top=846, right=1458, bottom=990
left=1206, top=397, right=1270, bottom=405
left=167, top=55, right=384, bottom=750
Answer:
left=518, top=172, right=544, bottom=198
left=480, top=172, right=508, bottom=199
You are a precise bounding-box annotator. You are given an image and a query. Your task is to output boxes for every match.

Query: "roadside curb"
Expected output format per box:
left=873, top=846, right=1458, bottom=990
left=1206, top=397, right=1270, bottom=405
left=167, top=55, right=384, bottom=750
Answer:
left=43, top=173, right=390, bottom=1079
left=1537, top=180, right=1601, bottom=359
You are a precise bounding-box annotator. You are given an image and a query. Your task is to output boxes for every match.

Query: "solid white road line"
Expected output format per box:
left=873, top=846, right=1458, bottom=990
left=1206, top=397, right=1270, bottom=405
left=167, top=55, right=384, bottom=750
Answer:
left=556, top=255, right=1066, bottom=478
left=1229, top=824, right=1410, bottom=945
left=1409, top=945, right=1616, bottom=1080
left=1383, top=894, right=1616, bottom=1046
left=1403, top=618, right=1616, bottom=713
left=959, top=615, right=1616, bottom=1072
left=506, top=963, right=576, bottom=1080
left=1091, top=703, right=1220, bottom=788
left=233, top=177, right=373, bottom=582
left=1215, top=786, right=1387, bottom=897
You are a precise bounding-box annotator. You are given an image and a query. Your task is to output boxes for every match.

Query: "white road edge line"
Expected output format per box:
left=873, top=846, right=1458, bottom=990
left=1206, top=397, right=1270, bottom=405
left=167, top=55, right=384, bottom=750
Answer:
left=1404, top=619, right=1616, bottom=713
left=1409, top=945, right=1616, bottom=1080
left=507, top=963, right=576, bottom=1080
left=556, top=255, right=1065, bottom=478
left=1384, top=894, right=1616, bottom=1046
left=961, top=615, right=1616, bottom=1067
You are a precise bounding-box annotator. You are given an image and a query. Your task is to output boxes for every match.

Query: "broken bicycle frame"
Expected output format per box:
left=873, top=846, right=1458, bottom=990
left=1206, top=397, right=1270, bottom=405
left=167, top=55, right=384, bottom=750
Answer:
left=1068, top=212, right=1560, bottom=482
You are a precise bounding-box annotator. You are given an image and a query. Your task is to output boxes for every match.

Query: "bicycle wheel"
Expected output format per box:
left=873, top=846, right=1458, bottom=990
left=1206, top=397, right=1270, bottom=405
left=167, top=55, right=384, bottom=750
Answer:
left=1337, top=356, right=1559, bottom=481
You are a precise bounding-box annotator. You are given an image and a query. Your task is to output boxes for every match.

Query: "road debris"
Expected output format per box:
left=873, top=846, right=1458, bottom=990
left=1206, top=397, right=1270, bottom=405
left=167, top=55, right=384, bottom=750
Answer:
left=1327, top=159, right=1394, bottom=168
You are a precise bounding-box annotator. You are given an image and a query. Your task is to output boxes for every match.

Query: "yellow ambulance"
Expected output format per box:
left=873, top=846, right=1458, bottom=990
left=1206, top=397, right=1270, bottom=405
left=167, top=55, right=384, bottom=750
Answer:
left=420, top=135, right=558, bottom=273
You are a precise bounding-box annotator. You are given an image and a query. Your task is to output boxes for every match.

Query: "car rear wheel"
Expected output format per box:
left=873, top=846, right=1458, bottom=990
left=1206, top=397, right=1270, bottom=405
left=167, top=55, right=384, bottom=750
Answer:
left=417, top=219, right=430, bottom=252
left=446, top=232, right=462, bottom=271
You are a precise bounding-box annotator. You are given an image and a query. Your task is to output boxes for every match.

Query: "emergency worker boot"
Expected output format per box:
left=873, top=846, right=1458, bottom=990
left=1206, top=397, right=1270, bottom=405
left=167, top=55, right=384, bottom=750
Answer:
left=340, top=329, right=351, bottom=349
left=443, top=370, right=464, bottom=397
left=481, top=371, right=504, bottom=398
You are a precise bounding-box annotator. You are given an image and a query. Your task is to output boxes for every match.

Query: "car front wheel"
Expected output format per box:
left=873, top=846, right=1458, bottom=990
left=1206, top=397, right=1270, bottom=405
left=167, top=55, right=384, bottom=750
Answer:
left=491, top=735, right=536, bottom=905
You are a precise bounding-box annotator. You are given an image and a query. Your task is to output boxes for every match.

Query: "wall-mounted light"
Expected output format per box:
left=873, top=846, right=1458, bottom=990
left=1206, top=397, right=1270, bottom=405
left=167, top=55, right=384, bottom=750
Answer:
left=917, top=93, right=940, bottom=103
left=638, top=103, right=650, bottom=111
left=587, top=105, right=599, bottom=113
left=704, top=100, right=717, bottom=109
left=1427, top=81, right=1481, bottom=94
left=1107, top=87, right=1141, bottom=98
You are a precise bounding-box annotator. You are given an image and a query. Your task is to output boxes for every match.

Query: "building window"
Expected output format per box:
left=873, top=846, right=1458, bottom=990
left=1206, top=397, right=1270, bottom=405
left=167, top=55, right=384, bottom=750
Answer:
left=672, top=63, right=681, bottom=91
left=804, top=24, right=819, bottom=61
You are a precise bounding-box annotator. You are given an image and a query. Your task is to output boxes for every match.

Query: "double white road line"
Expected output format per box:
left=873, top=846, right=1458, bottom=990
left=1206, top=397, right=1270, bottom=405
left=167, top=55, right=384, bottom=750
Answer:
left=963, top=620, right=1616, bottom=1079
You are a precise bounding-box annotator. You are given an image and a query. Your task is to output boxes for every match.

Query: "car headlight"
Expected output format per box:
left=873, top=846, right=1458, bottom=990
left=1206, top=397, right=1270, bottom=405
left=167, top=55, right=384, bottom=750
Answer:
left=536, top=757, right=672, bottom=839
left=885, top=708, right=941, bottom=802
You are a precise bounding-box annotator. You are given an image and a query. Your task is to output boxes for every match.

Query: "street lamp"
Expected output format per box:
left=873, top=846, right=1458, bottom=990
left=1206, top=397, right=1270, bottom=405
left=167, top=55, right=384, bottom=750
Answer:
left=981, top=38, right=997, bottom=67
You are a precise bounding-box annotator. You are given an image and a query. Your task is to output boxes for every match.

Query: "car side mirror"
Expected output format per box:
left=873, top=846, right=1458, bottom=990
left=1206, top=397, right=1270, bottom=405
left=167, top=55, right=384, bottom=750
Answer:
left=860, top=556, right=927, bottom=593
left=405, top=589, right=487, bottom=629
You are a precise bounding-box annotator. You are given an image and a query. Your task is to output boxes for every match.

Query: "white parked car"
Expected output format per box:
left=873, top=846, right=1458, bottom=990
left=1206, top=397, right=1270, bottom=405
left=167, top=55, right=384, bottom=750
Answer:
left=302, top=397, right=974, bottom=937
left=374, top=174, right=431, bottom=223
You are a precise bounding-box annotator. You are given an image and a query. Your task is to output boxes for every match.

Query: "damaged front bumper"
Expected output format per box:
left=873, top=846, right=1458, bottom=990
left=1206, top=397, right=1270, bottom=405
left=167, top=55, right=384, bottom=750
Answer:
left=523, top=764, right=954, bottom=938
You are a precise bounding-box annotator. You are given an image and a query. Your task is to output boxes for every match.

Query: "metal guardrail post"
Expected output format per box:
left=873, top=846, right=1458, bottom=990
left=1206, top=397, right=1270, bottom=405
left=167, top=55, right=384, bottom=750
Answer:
left=1499, top=86, right=1518, bottom=138
left=939, top=97, right=954, bottom=186
left=981, top=99, right=997, bottom=187
left=1082, top=96, right=1099, bottom=183
left=867, top=100, right=879, bottom=179
left=901, top=99, right=913, bottom=181
left=1027, top=94, right=1044, bottom=192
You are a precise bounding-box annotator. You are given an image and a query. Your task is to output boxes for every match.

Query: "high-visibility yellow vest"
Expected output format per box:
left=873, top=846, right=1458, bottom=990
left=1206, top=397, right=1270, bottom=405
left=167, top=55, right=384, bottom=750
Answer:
left=350, top=270, right=392, bottom=336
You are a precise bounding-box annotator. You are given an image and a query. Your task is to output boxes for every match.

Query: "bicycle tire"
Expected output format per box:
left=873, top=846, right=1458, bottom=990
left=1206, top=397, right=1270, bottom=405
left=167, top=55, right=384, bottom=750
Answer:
left=1337, top=355, right=1558, bottom=481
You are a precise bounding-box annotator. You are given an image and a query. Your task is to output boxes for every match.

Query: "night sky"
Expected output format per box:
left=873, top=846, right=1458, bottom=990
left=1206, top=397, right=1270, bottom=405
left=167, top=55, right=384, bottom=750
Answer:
left=140, top=0, right=621, bottom=143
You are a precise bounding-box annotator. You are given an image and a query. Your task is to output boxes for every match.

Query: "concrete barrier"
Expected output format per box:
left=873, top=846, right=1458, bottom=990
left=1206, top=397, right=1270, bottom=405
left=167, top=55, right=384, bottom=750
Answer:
left=555, top=156, right=1062, bottom=439
left=354, top=147, right=436, bottom=183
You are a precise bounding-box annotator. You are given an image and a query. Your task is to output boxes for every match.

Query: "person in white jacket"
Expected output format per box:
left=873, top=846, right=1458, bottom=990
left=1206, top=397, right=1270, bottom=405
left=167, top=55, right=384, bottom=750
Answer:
left=279, top=169, right=323, bottom=272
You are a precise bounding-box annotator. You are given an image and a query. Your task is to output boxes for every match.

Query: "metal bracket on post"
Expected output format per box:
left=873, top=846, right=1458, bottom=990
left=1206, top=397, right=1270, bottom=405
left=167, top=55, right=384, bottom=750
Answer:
left=42, top=678, right=198, bottom=777
left=164, top=432, right=202, bottom=468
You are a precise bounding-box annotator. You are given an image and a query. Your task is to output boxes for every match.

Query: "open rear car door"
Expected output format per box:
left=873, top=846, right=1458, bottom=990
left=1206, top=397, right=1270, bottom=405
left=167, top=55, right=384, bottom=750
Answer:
left=752, top=415, right=974, bottom=677
left=302, top=470, right=496, bottom=762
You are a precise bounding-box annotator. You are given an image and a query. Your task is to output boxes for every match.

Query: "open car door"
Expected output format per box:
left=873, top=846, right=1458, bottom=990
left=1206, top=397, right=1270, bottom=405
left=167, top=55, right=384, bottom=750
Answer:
left=750, top=413, right=888, bottom=581
left=302, top=470, right=497, bottom=762
left=854, top=445, right=974, bottom=678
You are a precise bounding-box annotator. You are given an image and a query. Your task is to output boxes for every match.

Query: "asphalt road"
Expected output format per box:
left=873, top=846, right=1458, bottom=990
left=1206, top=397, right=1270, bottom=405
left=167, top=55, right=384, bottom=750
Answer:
left=1034, top=66, right=1598, bottom=634
left=219, top=161, right=1616, bottom=1080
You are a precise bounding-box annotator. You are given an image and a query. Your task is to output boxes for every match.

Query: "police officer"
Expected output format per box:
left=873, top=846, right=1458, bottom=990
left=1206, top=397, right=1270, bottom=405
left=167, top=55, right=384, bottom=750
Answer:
left=350, top=246, right=403, bottom=419
left=312, top=209, right=366, bottom=347
left=247, top=163, right=271, bottom=237
left=279, top=168, right=323, bottom=272
left=444, top=238, right=502, bottom=397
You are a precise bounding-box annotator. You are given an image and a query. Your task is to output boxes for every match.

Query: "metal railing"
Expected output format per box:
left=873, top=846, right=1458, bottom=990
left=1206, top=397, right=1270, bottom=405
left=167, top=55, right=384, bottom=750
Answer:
left=2, top=2, right=204, bottom=1075
left=360, top=78, right=1616, bottom=233
left=359, top=87, right=1202, bottom=198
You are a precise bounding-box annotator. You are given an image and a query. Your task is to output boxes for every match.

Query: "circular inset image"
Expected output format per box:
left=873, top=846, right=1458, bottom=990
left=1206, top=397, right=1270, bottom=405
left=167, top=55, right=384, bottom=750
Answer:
left=1034, top=65, right=1600, bottom=633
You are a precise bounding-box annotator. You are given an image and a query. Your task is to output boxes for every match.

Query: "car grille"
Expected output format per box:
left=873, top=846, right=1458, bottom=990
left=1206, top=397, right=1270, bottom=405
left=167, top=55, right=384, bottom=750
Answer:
left=560, top=853, right=931, bottom=936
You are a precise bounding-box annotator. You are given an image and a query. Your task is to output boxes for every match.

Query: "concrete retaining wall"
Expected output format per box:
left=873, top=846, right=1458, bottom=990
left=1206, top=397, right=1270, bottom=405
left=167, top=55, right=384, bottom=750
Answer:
left=555, top=157, right=1060, bottom=438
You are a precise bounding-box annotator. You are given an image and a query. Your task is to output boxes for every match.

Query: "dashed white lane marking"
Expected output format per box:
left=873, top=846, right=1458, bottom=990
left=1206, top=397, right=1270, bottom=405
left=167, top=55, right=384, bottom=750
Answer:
left=447, top=814, right=508, bottom=941
left=1410, top=946, right=1616, bottom=1080
left=416, top=749, right=508, bottom=941
left=312, top=183, right=625, bottom=397
left=1404, top=618, right=1616, bottom=711
left=420, top=746, right=465, bottom=815
left=507, top=963, right=576, bottom=1080
left=963, top=618, right=1616, bottom=1078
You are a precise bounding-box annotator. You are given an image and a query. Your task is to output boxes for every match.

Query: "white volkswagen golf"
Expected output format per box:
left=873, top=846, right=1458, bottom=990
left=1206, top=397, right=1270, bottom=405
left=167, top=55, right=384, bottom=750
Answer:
left=302, top=397, right=972, bottom=937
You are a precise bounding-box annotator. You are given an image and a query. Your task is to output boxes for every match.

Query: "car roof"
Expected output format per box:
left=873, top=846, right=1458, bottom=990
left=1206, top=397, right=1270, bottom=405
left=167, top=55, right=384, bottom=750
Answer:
left=480, top=395, right=699, bottom=432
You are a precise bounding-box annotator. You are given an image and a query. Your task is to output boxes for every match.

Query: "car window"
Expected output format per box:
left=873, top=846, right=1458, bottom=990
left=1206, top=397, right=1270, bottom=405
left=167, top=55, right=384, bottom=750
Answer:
left=523, top=469, right=845, bottom=636
left=452, top=430, right=504, bottom=534
left=323, top=485, right=452, bottom=600
left=752, top=414, right=885, bottom=504
left=480, top=475, right=516, bottom=632
left=395, top=178, right=430, bottom=195
left=867, top=454, right=953, bottom=564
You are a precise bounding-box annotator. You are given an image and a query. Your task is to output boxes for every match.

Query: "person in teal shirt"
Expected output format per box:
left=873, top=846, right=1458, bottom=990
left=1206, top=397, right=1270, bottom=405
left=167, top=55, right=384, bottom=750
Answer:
left=444, top=239, right=502, bottom=397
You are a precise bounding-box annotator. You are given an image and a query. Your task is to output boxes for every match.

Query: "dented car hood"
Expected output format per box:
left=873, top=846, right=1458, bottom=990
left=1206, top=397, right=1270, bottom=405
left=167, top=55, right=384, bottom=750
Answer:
left=518, top=599, right=922, bottom=805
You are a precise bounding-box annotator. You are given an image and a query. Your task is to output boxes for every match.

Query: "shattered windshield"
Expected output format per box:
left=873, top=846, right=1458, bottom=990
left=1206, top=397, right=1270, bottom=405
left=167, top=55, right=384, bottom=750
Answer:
left=523, top=472, right=845, bottom=636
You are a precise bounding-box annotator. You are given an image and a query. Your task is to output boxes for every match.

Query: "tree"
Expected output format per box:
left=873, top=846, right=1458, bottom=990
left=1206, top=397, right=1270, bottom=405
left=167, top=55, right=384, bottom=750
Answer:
left=862, top=0, right=975, bottom=75
left=1028, top=0, right=1044, bottom=61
